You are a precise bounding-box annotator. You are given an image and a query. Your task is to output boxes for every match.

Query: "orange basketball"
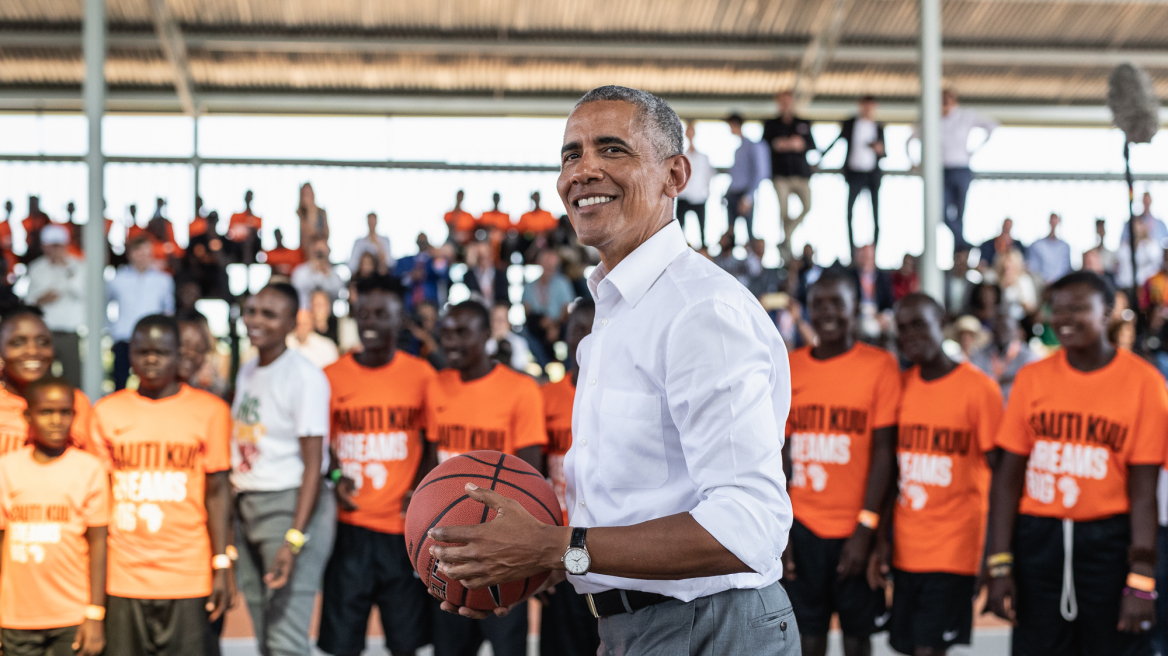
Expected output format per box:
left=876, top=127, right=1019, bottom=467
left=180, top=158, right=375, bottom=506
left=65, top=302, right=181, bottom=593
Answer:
left=404, top=450, right=563, bottom=611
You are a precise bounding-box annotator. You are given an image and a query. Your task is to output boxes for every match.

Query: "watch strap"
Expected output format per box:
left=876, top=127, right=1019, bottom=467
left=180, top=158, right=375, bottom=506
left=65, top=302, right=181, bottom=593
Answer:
left=570, top=527, right=588, bottom=550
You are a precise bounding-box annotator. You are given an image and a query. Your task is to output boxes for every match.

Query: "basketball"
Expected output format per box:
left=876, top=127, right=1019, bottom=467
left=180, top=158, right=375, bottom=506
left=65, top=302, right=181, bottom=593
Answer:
left=405, top=450, right=563, bottom=611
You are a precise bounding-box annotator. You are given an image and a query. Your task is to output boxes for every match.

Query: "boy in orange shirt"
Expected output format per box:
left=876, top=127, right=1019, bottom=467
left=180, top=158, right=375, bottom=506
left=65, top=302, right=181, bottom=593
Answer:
left=91, top=315, right=233, bottom=656
left=987, top=272, right=1168, bottom=655
left=886, top=293, right=1003, bottom=656
left=784, top=270, right=900, bottom=656
left=318, top=276, right=438, bottom=656
left=426, top=300, right=546, bottom=656
left=0, top=308, right=93, bottom=455
left=0, top=376, right=108, bottom=656
left=538, top=298, right=601, bottom=656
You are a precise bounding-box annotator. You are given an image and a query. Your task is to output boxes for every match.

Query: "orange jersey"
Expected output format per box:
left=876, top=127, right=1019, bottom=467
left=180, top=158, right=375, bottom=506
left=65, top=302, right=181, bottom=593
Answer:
left=444, top=210, right=476, bottom=233
left=188, top=217, right=208, bottom=238
left=0, top=388, right=93, bottom=456
left=426, top=365, right=547, bottom=462
left=0, top=446, right=109, bottom=629
left=541, top=378, right=575, bottom=523
left=325, top=353, right=436, bottom=535
left=893, top=363, right=1003, bottom=575
left=997, top=349, right=1168, bottom=522
left=263, top=246, right=305, bottom=278
left=477, top=210, right=512, bottom=231
left=90, top=386, right=232, bottom=599
left=786, top=343, right=901, bottom=539
left=227, top=211, right=262, bottom=241
left=517, top=209, right=558, bottom=234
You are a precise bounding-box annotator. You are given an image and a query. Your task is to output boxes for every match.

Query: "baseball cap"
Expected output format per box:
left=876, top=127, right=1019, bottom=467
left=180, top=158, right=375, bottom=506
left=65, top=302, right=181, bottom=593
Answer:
left=41, top=224, right=71, bottom=246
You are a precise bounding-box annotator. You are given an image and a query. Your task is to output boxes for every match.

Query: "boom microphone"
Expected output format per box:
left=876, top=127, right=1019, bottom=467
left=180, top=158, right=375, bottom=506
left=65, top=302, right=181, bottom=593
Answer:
left=1108, top=63, right=1160, bottom=144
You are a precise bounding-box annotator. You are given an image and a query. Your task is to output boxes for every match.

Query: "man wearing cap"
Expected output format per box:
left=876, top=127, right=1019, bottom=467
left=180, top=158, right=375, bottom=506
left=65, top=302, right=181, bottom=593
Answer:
left=25, top=224, right=85, bottom=386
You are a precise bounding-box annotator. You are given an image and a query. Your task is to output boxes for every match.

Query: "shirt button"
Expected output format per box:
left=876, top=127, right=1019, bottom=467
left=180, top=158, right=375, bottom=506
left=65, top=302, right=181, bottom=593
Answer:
left=589, top=378, right=597, bottom=386
left=580, top=439, right=588, bottom=446
left=579, top=501, right=586, bottom=508
left=601, top=318, right=609, bottom=326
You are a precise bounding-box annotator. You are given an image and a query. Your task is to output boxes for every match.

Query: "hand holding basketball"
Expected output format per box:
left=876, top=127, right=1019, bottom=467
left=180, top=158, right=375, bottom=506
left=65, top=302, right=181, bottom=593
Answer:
left=430, top=483, right=570, bottom=590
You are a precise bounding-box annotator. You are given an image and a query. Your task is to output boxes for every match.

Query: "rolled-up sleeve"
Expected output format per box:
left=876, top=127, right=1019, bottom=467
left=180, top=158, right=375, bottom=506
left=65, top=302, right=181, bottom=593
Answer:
left=664, top=297, right=791, bottom=578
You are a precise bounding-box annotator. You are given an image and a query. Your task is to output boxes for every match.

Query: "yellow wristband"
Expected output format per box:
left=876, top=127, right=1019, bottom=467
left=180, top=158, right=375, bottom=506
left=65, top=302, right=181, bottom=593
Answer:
left=857, top=510, right=880, bottom=530
left=84, top=605, right=106, bottom=621
left=1128, top=572, right=1157, bottom=593
left=986, top=552, right=1014, bottom=567
left=225, top=545, right=239, bottom=562
left=284, top=528, right=308, bottom=555
left=212, top=554, right=232, bottom=570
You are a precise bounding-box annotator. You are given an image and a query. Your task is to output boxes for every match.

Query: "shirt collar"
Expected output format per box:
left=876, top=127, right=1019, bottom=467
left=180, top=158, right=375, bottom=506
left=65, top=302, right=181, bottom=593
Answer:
left=587, top=220, right=689, bottom=307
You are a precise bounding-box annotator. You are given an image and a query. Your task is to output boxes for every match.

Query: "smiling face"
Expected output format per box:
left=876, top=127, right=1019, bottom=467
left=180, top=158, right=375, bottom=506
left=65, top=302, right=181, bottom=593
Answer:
left=558, top=100, right=688, bottom=262
left=131, top=324, right=180, bottom=392
left=1051, top=282, right=1110, bottom=351
left=1, top=314, right=53, bottom=387
left=243, top=288, right=297, bottom=352
left=24, top=383, right=74, bottom=452
left=355, top=289, right=403, bottom=352
left=439, top=307, right=490, bottom=374
left=808, top=277, right=856, bottom=348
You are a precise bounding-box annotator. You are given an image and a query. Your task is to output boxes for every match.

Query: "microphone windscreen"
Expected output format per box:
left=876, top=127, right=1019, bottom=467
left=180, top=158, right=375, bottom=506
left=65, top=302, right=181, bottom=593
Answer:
left=1108, top=63, right=1160, bottom=144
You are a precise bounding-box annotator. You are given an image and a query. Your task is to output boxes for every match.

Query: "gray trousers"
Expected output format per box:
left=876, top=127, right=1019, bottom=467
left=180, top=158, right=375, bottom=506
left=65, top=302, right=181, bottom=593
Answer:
left=597, top=581, right=800, bottom=656
left=234, top=486, right=336, bottom=656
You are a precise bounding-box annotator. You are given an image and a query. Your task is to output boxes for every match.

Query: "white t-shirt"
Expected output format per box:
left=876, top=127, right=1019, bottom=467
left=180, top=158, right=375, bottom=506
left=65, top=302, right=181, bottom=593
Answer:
left=678, top=150, right=716, bottom=204
left=848, top=118, right=878, bottom=172
left=231, top=349, right=331, bottom=492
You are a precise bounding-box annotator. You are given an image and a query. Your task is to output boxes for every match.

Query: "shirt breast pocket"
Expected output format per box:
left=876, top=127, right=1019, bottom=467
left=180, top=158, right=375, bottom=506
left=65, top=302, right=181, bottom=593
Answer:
left=598, top=390, right=668, bottom=489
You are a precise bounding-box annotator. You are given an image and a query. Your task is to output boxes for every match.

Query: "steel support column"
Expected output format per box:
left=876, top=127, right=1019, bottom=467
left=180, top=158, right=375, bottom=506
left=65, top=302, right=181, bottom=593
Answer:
left=82, top=0, right=106, bottom=399
left=919, top=0, right=944, bottom=300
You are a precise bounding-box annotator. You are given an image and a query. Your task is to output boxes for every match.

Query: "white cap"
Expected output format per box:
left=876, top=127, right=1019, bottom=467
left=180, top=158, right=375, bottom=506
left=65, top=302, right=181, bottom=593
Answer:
left=41, top=224, right=71, bottom=246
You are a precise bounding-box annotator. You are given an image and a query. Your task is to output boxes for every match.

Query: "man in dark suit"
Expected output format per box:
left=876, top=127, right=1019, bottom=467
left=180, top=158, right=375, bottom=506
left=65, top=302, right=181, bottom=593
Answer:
left=823, top=96, right=885, bottom=255
left=463, top=240, right=510, bottom=305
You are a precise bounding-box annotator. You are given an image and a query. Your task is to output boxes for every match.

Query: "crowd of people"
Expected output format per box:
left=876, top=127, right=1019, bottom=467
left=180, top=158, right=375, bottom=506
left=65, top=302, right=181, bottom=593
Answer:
left=2, top=82, right=1168, bottom=656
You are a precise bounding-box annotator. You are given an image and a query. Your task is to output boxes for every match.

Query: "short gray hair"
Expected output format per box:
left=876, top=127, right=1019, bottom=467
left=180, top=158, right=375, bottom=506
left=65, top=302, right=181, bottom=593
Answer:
left=574, top=85, right=684, bottom=161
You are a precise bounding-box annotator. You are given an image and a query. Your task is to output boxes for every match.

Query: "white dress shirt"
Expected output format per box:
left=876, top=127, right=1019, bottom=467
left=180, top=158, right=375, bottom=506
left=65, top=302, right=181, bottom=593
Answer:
left=941, top=107, right=998, bottom=168
left=565, top=220, right=792, bottom=603
left=25, top=255, right=85, bottom=331
left=678, top=150, right=716, bottom=204
left=848, top=118, right=879, bottom=172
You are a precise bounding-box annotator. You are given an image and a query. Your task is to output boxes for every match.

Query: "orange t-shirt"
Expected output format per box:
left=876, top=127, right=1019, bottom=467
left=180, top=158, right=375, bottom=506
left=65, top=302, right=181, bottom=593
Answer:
left=893, top=362, right=1003, bottom=575
left=997, top=349, right=1168, bottom=522
left=444, top=210, right=476, bottom=233
left=263, top=246, right=305, bottom=278
left=786, top=343, right=901, bottom=539
left=426, top=365, right=547, bottom=462
left=0, top=446, right=109, bottom=629
left=325, top=353, right=436, bottom=535
left=188, top=217, right=208, bottom=239
left=478, top=210, right=512, bottom=231
left=227, top=211, right=262, bottom=242
left=541, top=378, right=575, bottom=523
left=517, top=209, right=558, bottom=234
left=90, top=386, right=232, bottom=599
left=0, top=388, right=93, bottom=456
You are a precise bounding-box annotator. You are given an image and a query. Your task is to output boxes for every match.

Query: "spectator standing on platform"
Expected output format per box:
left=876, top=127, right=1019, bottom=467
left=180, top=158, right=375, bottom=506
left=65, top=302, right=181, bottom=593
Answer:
left=723, top=114, right=770, bottom=241
left=517, top=191, right=558, bottom=235
left=291, top=239, right=344, bottom=308
left=1027, top=213, right=1072, bottom=284
left=227, top=190, right=263, bottom=264
left=297, top=183, right=329, bottom=247
left=25, top=225, right=85, bottom=387
left=263, top=228, right=304, bottom=279
left=444, top=190, right=476, bottom=245
left=182, top=210, right=233, bottom=300
left=909, top=89, right=997, bottom=251
left=107, top=237, right=175, bottom=390
left=348, top=212, right=393, bottom=276
left=970, top=307, right=1039, bottom=401
left=21, top=195, right=50, bottom=264
left=825, top=96, right=885, bottom=254
left=676, top=120, right=716, bottom=248
left=478, top=192, right=512, bottom=232
left=763, top=91, right=816, bottom=258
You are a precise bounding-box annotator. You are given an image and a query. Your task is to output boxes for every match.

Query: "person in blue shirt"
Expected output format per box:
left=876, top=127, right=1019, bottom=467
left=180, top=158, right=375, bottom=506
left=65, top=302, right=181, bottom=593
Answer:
left=724, top=114, right=771, bottom=241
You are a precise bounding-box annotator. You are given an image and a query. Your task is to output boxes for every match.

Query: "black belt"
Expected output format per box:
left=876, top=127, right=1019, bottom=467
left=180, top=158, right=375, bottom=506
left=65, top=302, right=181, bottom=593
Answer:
left=584, top=589, right=674, bottom=619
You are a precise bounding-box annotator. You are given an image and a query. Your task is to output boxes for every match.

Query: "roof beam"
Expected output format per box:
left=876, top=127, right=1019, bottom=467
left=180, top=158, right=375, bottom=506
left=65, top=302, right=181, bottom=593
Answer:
left=148, top=0, right=196, bottom=115
left=2, top=28, right=1168, bottom=68
left=793, top=0, right=853, bottom=109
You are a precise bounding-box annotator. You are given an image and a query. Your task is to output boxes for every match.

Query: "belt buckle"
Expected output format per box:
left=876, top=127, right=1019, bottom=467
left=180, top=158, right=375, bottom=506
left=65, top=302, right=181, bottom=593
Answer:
left=585, top=593, right=600, bottom=619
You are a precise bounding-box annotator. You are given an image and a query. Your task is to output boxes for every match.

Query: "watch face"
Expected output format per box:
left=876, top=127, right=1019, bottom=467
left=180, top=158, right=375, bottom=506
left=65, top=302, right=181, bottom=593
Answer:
left=564, top=548, right=591, bottom=575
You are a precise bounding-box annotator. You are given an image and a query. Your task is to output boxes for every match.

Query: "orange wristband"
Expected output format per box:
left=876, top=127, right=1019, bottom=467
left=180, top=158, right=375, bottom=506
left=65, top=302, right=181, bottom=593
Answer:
left=1128, top=572, right=1156, bottom=593
left=858, top=510, right=880, bottom=530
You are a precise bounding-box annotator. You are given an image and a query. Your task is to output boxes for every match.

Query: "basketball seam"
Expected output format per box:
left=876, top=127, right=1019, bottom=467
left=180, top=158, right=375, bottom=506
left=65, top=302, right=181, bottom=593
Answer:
left=460, top=453, right=545, bottom=477
left=414, top=473, right=560, bottom=525
left=409, top=493, right=470, bottom=565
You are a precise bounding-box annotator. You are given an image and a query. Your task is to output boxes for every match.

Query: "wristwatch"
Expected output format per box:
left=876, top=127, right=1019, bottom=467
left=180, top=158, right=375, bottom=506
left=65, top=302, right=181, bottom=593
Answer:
left=562, top=527, right=591, bottom=575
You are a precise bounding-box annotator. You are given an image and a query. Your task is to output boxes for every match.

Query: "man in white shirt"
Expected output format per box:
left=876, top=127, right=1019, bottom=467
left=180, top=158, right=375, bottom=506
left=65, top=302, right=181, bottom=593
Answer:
left=1027, top=213, right=1072, bottom=283
left=348, top=212, right=394, bottom=277
left=232, top=282, right=335, bottom=656
left=25, top=224, right=85, bottom=386
left=676, top=120, right=716, bottom=248
left=824, top=96, right=885, bottom=255
left=909, top=89, right=998, bottom=251
left=429, top=85, right=797, bottom=655
left=107, top=236, right=175, bottom=389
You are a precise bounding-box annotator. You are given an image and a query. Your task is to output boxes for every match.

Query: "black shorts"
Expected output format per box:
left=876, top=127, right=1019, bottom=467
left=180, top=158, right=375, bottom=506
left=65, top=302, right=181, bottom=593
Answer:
left=318, top=522, right=432, bottom=655
left=783, top=519, right=887, bottom=637
left=0, top=626, right=78, bottom=656
left=888, top=569, right=974, bottom=655
left=540, top=579, right=601, bottom=656
left=105, top=595, right=208, bottom=656
left=1012, top=513, right=1152, bottom=656
left=433, top=597, right=528, bottom=656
